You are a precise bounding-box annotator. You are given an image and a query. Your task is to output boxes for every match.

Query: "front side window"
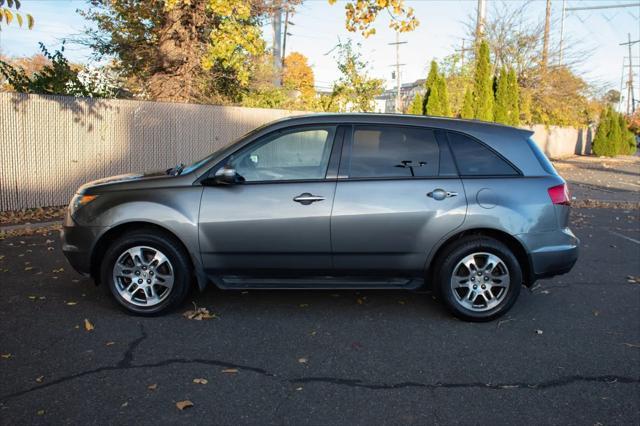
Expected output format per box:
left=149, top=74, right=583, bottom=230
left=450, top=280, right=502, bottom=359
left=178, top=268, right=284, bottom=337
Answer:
left=447, top=132, right=518, bottom=176
left=348, top=126, right=440, bottom=178
left=229, top=126, right=336, bottom=182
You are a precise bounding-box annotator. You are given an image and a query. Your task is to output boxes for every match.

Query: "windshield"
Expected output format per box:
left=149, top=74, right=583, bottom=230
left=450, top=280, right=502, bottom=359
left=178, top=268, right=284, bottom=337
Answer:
left=180, top=125, right=268, bottom=175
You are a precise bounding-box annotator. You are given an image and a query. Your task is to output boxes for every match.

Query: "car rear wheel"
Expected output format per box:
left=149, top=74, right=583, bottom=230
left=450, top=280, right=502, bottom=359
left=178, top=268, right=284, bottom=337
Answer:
left=437, top=236, right=522, bottom=322
left=101, top=230, right=192, bottom=315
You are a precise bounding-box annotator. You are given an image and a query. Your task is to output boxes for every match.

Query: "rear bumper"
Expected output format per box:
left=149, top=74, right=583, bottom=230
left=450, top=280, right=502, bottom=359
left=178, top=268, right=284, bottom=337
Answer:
left=518, top=228, right=579, bottom=282
left=60, top=212, right=106, bottom=276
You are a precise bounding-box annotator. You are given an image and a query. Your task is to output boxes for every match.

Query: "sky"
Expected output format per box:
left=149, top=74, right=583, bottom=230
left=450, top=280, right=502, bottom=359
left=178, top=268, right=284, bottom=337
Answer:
left=1, top=0, right=639, bottom=98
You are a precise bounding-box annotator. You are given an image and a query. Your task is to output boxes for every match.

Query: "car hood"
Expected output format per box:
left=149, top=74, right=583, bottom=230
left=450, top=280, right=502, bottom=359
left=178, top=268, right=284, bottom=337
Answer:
left=77, top=170, right=183, bottom=194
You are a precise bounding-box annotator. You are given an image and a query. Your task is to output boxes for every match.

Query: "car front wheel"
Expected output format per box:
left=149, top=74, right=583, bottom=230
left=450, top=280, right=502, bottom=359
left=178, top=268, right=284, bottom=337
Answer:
left=101, top=229, right=192, bottom=315
left=437, top=236, right=522, bottom=322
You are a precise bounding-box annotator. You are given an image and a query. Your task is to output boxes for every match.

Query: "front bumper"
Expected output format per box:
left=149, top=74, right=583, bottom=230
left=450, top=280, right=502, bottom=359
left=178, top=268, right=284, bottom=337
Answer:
left=60, top=211, right=107, bottom=276
left=518, top=228, right=579, bottom=282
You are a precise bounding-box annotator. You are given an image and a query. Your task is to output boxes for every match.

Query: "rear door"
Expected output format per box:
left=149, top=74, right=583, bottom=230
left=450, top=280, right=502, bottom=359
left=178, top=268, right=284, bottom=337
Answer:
left=330, top=125, right=467, bottom=276
left=198, top=125, right=341, bottom=279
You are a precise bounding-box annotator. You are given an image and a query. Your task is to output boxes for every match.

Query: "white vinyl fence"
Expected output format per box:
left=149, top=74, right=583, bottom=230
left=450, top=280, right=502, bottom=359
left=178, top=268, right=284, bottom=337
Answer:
left=0, top=92, right=590, bottom=211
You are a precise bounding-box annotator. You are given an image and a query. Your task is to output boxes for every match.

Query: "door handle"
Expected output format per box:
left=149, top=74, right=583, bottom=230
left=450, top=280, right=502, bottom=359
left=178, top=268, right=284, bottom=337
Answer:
left=427, top=189, right=458, bottom=201
left=293, top=193, right=325, bottom=205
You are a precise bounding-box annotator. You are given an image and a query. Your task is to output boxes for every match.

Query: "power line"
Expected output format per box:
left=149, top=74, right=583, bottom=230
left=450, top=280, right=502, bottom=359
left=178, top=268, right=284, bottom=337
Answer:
left=565, top=2, right=640, bottom=12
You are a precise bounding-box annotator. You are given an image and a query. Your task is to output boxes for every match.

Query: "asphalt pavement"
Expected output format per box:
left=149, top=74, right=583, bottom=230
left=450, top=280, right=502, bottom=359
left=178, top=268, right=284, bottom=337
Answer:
left=0, top=207, right=639, bottom=425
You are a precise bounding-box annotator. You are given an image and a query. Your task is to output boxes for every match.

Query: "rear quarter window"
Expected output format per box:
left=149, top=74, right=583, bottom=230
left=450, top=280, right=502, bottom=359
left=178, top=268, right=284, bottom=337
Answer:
left=446, top=131, right=519, bottom=176
left=526, top=137, right=558, bottom=175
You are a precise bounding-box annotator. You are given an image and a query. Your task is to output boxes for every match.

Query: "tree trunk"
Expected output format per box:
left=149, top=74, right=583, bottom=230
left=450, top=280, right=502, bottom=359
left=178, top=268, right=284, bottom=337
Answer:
left=146, top=0, right=208, bottom=103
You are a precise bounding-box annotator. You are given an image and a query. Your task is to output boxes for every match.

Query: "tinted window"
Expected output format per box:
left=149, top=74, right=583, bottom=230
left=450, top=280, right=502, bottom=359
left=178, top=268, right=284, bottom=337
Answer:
left=447, top=132, right=518, bottom=176
left=527, top=137, right=557, bottom=175
left=348, top=126, right=440, bottom=178
left=229, top=127, right=335, bottom=182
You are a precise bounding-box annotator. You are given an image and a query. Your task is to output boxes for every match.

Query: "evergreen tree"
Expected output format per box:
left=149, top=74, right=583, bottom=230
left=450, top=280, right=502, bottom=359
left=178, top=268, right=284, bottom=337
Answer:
left=437, top=75, right=451, bottom=117
left=494, top=67, right=509, bottom=124
left=423, top=60, right=439, bottom=115
left=507, top=68, right=520, bottom=126
left=426, top=82, right=442, bottom=116
left=472, top=40, right=494, bottom=121
left=407, top=93, right=424, bottom=115
left=461, top=87, right=474, bottom=119
left=607, top=110, right=622, bottom=155
left=592, top=107, right=612, bottom=156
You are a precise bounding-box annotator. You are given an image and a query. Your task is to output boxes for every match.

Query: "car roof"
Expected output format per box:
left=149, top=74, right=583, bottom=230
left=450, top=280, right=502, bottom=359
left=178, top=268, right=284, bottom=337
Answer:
left=269, top=113, right=534, bottom=137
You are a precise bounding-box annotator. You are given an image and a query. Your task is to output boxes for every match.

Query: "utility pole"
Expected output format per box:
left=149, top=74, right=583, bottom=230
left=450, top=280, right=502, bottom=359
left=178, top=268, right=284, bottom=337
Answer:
left=272, top=2, right=283, bottom=87
left=475, top=0, right=486, bottom=44
left=455, top=38, right=474, bottom=73
left=389, top=32, right=407, bottom=113
left=542, top=0, right=551, bottom=69
left=282, top=9, right=293, bottom=69
left=558, top=0, right=566, bottom=65
left=620, top=35, right=639, bottom=114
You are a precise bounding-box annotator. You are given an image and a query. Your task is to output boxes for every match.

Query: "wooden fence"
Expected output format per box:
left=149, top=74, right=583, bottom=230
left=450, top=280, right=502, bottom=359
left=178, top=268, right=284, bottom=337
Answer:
left=0, top=92, right=590, bottom=211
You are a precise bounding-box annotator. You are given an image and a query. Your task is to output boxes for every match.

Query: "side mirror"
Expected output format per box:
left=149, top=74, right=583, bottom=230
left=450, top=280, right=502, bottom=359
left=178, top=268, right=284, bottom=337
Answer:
left=203, top=165, right=244, bottom=185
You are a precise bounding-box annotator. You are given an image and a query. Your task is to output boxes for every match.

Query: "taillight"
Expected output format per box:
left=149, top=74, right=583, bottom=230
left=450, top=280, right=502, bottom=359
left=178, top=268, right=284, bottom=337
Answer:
left=548, top=183, right=570, bottom=206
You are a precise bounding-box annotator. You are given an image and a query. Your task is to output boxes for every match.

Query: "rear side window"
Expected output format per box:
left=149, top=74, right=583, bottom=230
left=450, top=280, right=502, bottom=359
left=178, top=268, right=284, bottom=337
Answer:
left=348, top=126, right=440, bottom=178
left=447, top=131, right=518, bottom=176
left=526, top=137, right=557, bottom=175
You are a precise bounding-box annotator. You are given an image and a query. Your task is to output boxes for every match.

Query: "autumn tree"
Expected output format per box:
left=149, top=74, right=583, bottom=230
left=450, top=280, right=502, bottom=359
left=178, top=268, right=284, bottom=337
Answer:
left=283, top=52, right=316, bottom=108
left=406, top=93, right=423, bottom=115
left=325, top=40, right=383, bottom=112
left=329, top=0, right=418, bottom=37
left=471, top=40, right=493, bottom=121
left=0, top=0, right=34, bottom=31
left=80, top=0, right=264, bottom=103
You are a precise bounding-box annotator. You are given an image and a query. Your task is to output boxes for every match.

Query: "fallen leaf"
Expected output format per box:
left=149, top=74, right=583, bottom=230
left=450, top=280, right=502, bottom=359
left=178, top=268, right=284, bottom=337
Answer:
left=148, top=383, right=158, bottom=391
left=176, top=400, right=194, bottom=411
left=121, top=402, right=128, bottom=408
left=535, top=329, right=543, bottom=335
left=28, top=295, right=36, bottom=300
left=66, top=301, right=77, bottom=306
left=24, top=267, right=33, bottom=271
left=299, top=303, right=309, bottom=308
left=298, top=357, right=308, bottom=364
left=593, top=310, right=600, bottom=317
left=36, top=410, right=45, bottom=416
left=35, top=375, right=44, bottom=383
left=221, top=368, right=238, bottom=374
left=84, top=319, right=94, bottom=331
left=1, top=353, right=11, bottom=359
left=52, top=268, right=64, bottom=273
left=105, top=341, right=116, bottom=346
left=398, top=300, right=406, bottom=305
left=192, top=378, right=208, bottom=384
left=0, top=255, right=4, bottom=260
left=356, top=298, right=364, bottom=305
left=296, top=387, right=303, bottom=391
left=183, top=304, right=217, bottom=320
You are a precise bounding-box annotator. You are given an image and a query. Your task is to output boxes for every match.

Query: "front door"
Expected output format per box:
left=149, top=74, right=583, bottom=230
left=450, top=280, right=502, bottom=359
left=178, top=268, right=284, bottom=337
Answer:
left=199, top=125, right=339, bottom=280
left=331, top=125, right=467, bottom=276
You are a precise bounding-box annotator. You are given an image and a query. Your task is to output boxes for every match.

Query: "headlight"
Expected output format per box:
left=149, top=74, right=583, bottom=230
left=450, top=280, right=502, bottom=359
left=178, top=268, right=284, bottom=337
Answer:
left=69, top=194, right=98, bottom=216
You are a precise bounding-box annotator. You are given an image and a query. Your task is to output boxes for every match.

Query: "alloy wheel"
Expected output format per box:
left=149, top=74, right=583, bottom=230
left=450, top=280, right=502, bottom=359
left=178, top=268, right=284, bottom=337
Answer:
left=112, top=245, right=174, bottom=307
left=449, top=252, right=510, bottom=312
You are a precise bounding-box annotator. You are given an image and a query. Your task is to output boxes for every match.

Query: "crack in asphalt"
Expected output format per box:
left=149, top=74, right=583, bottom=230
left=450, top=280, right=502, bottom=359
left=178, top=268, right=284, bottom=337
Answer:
left=2, top=325, right=639, bottom=402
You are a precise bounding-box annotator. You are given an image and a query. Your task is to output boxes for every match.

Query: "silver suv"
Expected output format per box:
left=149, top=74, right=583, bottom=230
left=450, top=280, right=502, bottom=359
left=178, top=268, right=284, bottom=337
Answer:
left=61, top=114, right=578, bottom=321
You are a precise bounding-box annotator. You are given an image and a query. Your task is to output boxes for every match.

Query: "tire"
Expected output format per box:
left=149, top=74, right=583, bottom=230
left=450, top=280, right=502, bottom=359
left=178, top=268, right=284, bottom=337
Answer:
left=100, top=229, right=193, bottom=315
left=436, top=236, right=522, bottom=322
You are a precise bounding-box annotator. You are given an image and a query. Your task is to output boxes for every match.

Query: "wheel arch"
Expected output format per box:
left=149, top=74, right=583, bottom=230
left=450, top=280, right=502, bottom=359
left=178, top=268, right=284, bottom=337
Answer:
left=90, top=221, right=207, bottom=290
left=426, top=228, right=533, bottom=287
